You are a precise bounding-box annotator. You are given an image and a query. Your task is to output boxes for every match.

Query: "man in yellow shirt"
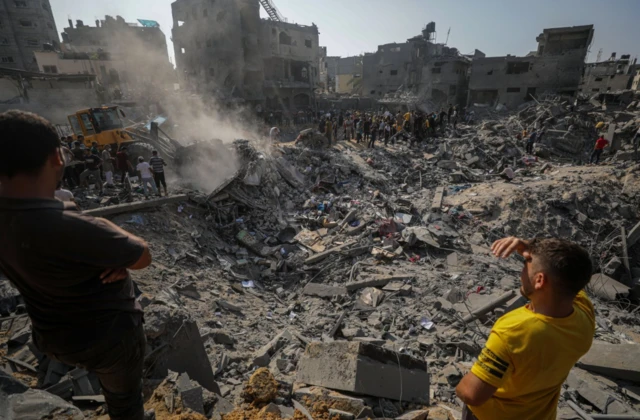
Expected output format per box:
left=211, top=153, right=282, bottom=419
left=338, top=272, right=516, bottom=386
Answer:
left=456, top=236, right=595, bottom=420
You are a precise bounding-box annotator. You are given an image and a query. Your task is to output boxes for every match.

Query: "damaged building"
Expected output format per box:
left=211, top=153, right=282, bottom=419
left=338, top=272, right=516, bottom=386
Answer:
left=32, top=16, right=174, bottom=98
left=0, top=0, right=59, bottom=72
left=171, top=0, right=319, bottom=111
left=580, top=53, right=638, bottom=94
left=468, top=25, right=594, bottom=108
left=362, top=22, right=471, bottom=108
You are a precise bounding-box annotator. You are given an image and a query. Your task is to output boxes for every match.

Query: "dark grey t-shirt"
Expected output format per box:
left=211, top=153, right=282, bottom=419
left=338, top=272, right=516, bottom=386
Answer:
left=0, top=198, right=144, bottom=354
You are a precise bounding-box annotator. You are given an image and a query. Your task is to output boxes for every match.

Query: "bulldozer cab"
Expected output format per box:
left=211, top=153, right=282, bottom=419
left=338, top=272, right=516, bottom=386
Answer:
left=67, top=106, right=133, bottom=149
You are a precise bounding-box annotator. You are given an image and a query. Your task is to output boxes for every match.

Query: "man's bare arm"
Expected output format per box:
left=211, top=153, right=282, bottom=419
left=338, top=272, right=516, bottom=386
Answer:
left=456, top=371, right=498, bottom=406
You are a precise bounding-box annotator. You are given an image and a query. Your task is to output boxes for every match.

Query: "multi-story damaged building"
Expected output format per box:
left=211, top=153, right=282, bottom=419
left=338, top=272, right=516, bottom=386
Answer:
left=581, top=53, right=638, bottom=94
left=0, top=0, right=59, bottom=71
left=171, top=0, right=320, bottom=111
left=362, top=22, right=471, bottom=108
left=468, top=25, right=594, bottom=108
left=31, top=16, right=173, bottom=98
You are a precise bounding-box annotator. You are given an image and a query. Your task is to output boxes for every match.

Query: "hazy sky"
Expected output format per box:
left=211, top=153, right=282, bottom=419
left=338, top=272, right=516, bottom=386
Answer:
left=51, top=0, right=640, bottom=64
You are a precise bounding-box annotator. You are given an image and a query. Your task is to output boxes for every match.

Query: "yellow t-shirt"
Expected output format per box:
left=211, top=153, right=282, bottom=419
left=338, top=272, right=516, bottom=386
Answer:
left=469, top=291, right=595, bottom=420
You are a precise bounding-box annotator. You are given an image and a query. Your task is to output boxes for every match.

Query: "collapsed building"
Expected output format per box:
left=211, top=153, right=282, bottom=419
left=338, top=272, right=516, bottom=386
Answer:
left=362, top=22, right=471, bottom=108
left=171, top=0, right=320, bottom=112
left=0, top=0, right=59, bottom=72
left=468, top=25, right=594, bottom=108
left=580, top=52, right=639, bottom=95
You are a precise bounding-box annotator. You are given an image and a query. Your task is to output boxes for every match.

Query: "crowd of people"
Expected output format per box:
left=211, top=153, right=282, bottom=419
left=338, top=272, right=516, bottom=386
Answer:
left=313, top=104, right=463, bottom=149
left=58, top=136, right=169, bottom=199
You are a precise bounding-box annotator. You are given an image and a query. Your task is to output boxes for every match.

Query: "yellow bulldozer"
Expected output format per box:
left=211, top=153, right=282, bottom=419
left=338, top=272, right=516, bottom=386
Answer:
left=66, top=106, right=181, bottom=164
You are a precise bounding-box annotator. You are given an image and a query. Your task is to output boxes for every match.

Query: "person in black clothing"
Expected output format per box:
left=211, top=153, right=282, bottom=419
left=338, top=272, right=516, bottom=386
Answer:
left=368, top=125, right=377, bottom=149
left=363, top=118, right=371, bottom=143
left=447, top=104, right=454, bottom=124
left=0, top=110, right=152, bottom=420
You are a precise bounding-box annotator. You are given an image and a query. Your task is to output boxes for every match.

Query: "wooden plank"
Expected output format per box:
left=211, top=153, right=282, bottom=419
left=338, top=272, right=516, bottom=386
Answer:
left=431, top=186, right=445, bottom=212
left=84, top=194, right=188, bottom=217
left=621, top=227, right=632, bottom=286
left=3, top=356, right=37, bottom=373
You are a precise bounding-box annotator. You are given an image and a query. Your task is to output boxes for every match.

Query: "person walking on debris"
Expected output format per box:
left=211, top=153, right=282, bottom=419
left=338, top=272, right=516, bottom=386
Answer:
left=149, top=150, right=168, bottom=197
left=525, top=130, right=537, bottom=154
left=0, top=110, right=152, bottom=420
left=80, top=147, right=103, bottom=194
left=589, top=134, right=609, bottom=165
left=102, top=145, right=115, bottom=188
left=136, top=156, right=159, bottom=197
left=456, top=236, right=594, bottom=420
left=116, top=146, right=133, bottom=184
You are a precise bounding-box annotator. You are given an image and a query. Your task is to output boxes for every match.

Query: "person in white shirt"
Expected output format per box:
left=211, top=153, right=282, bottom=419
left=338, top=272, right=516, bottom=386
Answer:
left=54, top=183, right=74, bottom=202
left=499, top=165, right=515, bottom=182
left=101, top=145, right=115, bottom=187
left=136, top=157, right=158, bottom=197
left=269, top=127, right=280, bottom=142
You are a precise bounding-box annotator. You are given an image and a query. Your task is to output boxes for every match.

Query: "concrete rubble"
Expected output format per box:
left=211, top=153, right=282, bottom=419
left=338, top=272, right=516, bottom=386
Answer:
left=2, top=93, right=640, bottom=419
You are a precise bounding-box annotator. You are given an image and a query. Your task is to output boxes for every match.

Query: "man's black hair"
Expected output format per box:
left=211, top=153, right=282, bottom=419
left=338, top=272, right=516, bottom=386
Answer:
left=0, top=110, right=59, bottom=178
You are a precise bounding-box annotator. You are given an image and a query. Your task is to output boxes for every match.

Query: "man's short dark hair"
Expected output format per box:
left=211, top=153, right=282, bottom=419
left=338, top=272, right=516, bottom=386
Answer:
left=0, top=110, right=59, bottom=178
left=152, top=150, right=158, bottom=155
left=529, top=238, right=593, bottom=297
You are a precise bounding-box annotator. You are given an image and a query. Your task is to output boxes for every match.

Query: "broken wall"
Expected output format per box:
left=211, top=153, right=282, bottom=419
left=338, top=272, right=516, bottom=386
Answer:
left=362, top=42, right=413, bottom=98
left=421, top=57, right=470, bottom=108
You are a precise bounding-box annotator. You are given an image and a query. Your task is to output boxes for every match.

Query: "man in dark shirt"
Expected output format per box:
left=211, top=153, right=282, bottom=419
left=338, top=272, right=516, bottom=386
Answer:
left=149, top=150, right=168, bottom=196
left=80, top=148, right=103, bottom=193
left=116, top=145, right=133, bottom=184
left=0, top=110, right=152, bottom=420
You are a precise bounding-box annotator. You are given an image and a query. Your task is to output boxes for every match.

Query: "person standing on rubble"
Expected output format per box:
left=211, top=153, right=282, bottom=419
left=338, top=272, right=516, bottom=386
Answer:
left=116, top=146, right=133, bottom=184
left=149, top=150, right=168, bottom=197
left=325, top=118, right=333, bottom=145
left=368, top=122, right=377, bottom=149
left=101, top=145, right=115, bottom=188
left=79, top=147, right=103, bottom=194
left=525, top=130, right=538, bottom=154
left=344, top=115, right=354, bottom=140
left=0, top=110, right=152, bottom=420
left=456, top=236, right=594, bottom=420
left=589, top=134, right=609, bottom=165
left=447, top=104, right=454, bottom=124
left=136, top=156, right=159, bottom=197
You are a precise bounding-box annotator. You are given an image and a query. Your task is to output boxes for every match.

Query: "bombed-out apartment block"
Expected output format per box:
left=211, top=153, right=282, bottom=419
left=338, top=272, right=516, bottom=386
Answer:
left=0, top=0, right=59, bottom=72
left=31, top=16, right=173, bottom=98
left=362, top=22, right=471, bottom=108
left=580, top=53, right=638, bottom=95
left=171, top=0, right=319, bottom=111
left=468, top=25, right=594, bottom=108
left=334, top=56, right=362, bottom=95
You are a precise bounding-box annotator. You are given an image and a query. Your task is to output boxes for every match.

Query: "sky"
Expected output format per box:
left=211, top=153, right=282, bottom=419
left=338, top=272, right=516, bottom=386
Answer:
left=51, top=0, right=640, bottom=64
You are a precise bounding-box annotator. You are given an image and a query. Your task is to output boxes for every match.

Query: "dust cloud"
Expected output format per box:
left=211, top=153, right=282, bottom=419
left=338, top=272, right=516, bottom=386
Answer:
left=106, top=24, right=267, bottom=193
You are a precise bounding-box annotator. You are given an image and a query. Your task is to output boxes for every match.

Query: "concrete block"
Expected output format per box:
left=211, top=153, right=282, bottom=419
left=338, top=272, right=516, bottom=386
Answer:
left=578, top=341, right=640, bottom=382
left=589, top=273, right=630, bottom=301
left=431, top=187, right=445, bottom=212
left=253, top=329, right=294, bottom=367
left=302, top=283, right=348, bottom=298
left=296, top=342, right=429, bottom=402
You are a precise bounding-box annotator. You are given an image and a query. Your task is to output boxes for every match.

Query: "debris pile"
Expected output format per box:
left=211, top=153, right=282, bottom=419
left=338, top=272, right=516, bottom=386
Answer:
left=2, top=97, right=640, bottom=419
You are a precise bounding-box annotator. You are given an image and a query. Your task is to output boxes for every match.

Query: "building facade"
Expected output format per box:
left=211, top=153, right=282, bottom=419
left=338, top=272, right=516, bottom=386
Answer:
left=581, top=53, right=637, bottom=95
left=362, top=23, right=471, bottom=108
left=0, top=0, right=58, bottom=71
left=468, top=25, right=594, bottom=108
left=171, top=0, right=320, bottom=111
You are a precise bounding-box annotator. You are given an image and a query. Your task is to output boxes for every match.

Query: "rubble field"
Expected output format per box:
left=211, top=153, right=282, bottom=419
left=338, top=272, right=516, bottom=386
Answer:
left=2, top=94, right=640, bottom=420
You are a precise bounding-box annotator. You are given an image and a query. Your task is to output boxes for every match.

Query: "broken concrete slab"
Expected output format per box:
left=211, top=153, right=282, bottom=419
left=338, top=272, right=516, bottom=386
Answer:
left=461, top=290, right=516, bottom=323
left=84, top=194, right=188, bottom=217
left=302, top=283, right=348, bottom=299
left=150, top=320, right=220, bottom=394
left=253, top=329, right=295, bottom=367
left=297, top=342, right=429, bottom=402
left=293, top=386, right=367, bottom=416
left=345, top=274, right=413, bottom=292
left=396, top=409, right=429, bottom=420
left=577, top=341, right=640, bottom=382
left=589, top=273, right=630, bottom=301
left=431, top=187, right=445, bottom=212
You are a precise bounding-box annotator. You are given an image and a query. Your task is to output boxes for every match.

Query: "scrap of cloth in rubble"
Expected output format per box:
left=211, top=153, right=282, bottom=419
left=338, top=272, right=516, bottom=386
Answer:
left=0, top=198, right=144, bottom=354
left=468, top=291, right=595, bottom=420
